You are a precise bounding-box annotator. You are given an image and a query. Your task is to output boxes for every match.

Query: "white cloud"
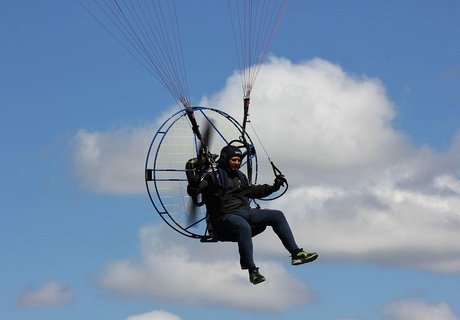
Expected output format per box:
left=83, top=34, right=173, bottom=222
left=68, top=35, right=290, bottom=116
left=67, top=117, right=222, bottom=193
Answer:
left=72, top=57, right=460, bottom=274
left=218, top=58, right=408, bottom=169
left=126, top=310, right=182, bottom=320
left=72, top=124, right=155, bottom=194
left=17, top=281, right=74, bottom=308
left=382, top=299, right=459, bottom=320
left=99, top=225, right=313, bottom=311
left=260, top=182, right=460, bottom=273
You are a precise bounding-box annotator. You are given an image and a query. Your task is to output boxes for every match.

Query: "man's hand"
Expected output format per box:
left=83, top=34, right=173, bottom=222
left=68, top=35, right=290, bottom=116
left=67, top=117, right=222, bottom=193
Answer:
left=273, top=175, right=287, bottom=190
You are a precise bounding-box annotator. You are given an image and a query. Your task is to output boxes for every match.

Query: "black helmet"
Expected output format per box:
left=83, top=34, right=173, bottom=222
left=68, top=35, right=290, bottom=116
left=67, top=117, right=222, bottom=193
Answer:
left=218, top=145, right=243, bottom=167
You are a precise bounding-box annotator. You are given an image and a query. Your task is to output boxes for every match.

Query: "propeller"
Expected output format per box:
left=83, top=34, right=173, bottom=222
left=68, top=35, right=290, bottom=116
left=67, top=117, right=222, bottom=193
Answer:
left=187, top=118, right=215, bottom=226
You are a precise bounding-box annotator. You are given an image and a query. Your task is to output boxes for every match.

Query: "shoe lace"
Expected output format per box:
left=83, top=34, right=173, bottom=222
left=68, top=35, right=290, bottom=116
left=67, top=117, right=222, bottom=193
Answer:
left=292, top=248, right=308, bottom=258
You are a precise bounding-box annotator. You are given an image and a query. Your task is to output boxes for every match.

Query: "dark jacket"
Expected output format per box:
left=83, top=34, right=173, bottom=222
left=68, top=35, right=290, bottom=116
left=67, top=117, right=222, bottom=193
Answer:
left=187, top=166, right=277, bottom=221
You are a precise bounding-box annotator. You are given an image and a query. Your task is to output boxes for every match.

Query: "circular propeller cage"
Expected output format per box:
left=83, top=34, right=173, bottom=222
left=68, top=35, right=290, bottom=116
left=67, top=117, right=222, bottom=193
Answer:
left=145, top=106, right=258, bottom=239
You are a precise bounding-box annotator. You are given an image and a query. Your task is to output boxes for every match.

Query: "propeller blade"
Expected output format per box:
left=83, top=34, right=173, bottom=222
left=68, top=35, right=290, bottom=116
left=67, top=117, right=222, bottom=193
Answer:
left=199, top=118, right=214, bottom=151
left=187, top=196, right=198, bottom=226
left=188, top=118, right=215, bottom=225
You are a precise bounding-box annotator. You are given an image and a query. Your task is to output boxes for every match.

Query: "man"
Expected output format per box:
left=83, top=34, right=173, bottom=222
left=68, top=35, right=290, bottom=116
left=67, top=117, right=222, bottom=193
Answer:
left=187, top=144, right=318, bottom=285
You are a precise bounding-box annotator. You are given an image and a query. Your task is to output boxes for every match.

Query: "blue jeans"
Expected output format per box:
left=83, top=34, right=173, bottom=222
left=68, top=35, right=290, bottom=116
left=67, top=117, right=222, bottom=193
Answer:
left=221, top=208, right=299, bottom=270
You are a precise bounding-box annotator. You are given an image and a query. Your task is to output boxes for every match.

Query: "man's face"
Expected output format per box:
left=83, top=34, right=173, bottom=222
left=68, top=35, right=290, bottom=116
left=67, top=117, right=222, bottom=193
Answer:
left=228, top=156, right=242, bottom=170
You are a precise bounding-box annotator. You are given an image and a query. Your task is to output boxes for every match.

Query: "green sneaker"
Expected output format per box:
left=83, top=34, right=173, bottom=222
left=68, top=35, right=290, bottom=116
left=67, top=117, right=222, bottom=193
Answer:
left=249, top=268, right=266, bottom=285
left=291, top=248, right=318, bottom=265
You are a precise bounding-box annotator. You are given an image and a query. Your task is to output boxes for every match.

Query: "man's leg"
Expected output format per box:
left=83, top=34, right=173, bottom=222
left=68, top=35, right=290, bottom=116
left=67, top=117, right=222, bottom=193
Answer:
left=222, top=212, right=255, bottom=270
left=248, top=208, right=299, bottom=254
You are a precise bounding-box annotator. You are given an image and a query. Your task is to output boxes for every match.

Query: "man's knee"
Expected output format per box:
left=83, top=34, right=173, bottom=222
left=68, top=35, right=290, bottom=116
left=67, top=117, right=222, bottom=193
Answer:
left=237, top=222, right=252, bottom=236
left=270, top=209, right=288, bottom=225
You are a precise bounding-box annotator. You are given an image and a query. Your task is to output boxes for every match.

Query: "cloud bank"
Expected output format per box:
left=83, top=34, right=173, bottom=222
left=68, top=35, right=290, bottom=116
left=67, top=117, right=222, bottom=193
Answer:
left=99, top=225, right=313, bottom=311
left=72, top=57, right=460, bottom=308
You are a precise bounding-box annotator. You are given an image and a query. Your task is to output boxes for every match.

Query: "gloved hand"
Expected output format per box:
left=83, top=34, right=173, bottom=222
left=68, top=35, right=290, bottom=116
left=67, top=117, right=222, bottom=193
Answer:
left=273, top=175, right=287, bottom=191
left=187, top=183, right=199, bottom=196
left=186, top=171, right=200, bottom=186
left=185, top=158, right=200, bottom=186
left=187, top=173, right=202, bottom=196
left=185, top=166, right=200, bottom=196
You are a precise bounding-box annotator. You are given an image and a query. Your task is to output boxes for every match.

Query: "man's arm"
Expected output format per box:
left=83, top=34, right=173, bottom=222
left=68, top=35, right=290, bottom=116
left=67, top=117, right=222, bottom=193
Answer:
left=246, top=175, right=286, bottom=199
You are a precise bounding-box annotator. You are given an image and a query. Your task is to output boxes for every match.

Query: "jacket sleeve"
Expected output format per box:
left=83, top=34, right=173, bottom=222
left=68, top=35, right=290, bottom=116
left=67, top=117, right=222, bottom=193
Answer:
left=246, top=183, right=277, bottom=199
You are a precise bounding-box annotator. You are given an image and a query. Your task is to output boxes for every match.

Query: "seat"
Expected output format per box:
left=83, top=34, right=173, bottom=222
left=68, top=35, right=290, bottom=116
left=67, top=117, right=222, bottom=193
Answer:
left=200, top=218, right=266, bottom=243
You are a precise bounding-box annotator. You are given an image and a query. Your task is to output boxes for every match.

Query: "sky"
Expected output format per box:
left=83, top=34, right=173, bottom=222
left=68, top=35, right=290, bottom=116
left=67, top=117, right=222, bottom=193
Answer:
left=1, top=0, right=460, bottom=320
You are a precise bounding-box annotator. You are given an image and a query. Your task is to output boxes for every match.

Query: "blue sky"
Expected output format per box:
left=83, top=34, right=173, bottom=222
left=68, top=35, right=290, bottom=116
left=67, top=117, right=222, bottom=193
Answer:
left=1, top=1, right=460, bottom=320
